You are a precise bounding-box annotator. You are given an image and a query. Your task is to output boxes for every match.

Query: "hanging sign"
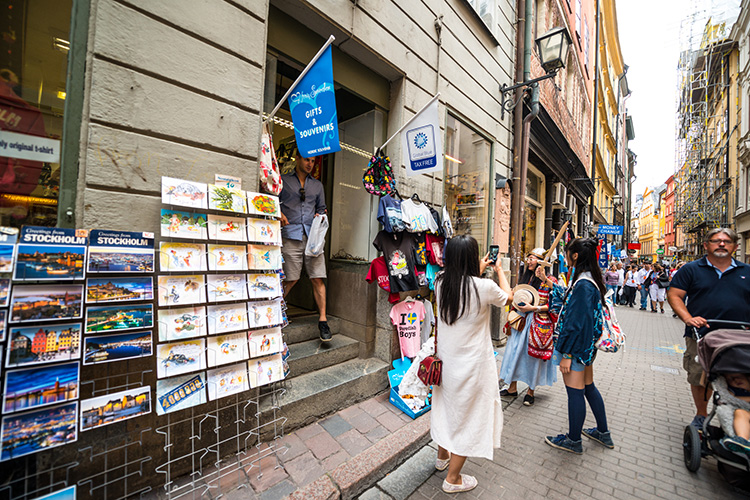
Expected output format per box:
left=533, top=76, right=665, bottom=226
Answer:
left=598, top=238, right=609, bottom=268
left=287, top=46, right=340, bottom=158
left=402, top=99, right=443, bottom=177
left=597, top=224, right=623, bottom=235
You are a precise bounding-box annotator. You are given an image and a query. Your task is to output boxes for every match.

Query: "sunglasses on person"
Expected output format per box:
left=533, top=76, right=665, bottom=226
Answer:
left=299, top=188, right=305, bottom=202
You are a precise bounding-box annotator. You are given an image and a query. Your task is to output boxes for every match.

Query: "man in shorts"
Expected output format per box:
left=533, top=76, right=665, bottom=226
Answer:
left=668, top=228, right=750, bottom=429
left=279, top=151, right=331, bottom=342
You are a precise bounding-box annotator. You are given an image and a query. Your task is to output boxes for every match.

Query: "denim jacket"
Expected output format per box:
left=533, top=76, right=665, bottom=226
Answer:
left=549, top=272, right=603, bottom=366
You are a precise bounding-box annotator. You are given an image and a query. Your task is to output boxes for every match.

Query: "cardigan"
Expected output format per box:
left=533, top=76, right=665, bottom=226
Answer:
left=550, top=273, right=603, bottom=365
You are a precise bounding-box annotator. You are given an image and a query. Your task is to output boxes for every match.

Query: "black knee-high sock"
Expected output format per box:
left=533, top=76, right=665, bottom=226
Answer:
left=584, top=383, right=608, bottom=432
left=566, top=386, right=586, bottom=441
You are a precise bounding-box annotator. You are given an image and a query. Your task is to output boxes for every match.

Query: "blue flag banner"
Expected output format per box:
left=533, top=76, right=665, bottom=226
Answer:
left=598, top=238, right=609, bottom=268
left=288, top=46, right=340, bottom=158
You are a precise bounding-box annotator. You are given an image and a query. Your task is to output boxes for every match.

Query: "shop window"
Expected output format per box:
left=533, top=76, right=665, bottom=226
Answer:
left=1, top=0, right=71, bottom=228
left=444, top=114, right=492, bottom=252
left=522, top=168, right=542, bottom=257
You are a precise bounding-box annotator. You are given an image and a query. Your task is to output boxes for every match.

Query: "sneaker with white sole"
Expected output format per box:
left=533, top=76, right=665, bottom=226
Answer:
left=582, top=428, right=614, bottom=449
left=544, top=433, right=583, bottom=454
left=442, top=474, right=478, bottom=494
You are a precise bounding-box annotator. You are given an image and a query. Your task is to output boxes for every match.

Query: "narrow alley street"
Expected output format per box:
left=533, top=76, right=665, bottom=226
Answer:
left=409, top=305, right=748, bottom=500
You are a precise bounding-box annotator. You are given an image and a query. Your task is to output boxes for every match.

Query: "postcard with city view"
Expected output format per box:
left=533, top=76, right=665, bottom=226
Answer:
left=247, top=218, right=281, bottom=245
left=0, top=310, right=6, bottom=343
left=156, top=372, right=206, bottom=416
left=208, top=184, right=246, bottom=213
left=247, top=273, right=282, bottom=300
left=207, top=303, right=248, bottom=335
left=9, top=285, right=83, bottom=323
left=157, top=275, right=206, bottom=307
left=0, top=232, right=17, bottom=273
left=160, top=209, right=208, bottom=240
left=0, top=278, right=10, bottom=307
left=157, top=339, right=206, bottom=379
left=207, top=244, right=247, bottom=271
left=84, top=304, right=154, bottom=334
left=248, top=353, right=284, bottom=389
left=207, top=332, right=248, bottom=368
left=246, top=192, right=281, bottom=218
left=207, top=214, right=246, bottom=242
left=80, top=386, right=151, bottom=432
left=247, top=245, right=281, bottom=271
left=248, top=327, right=283, bottom=358
left=33, top=485, right=76, bottom=500
left=207, top=362, right=249, bottom=401
left=3, top=361, right=80, bottom=414
left=159, top=242, right=207, bottom=272
left=85, top=277, right=154, bottom=304
left=0, top=401, right=78, bottom=461
left=6, top=322, right=82, bottom=369
left=87, top=230, right=155, bottom=274
left=13, top=244, right=86, bottom=281
left=207, top=274, right=248, bottom=303
left=83, top=331, right=153, bottom=366
left=161, top=177, right=208, bottom=210
left=158, top=306, right=207, bottom=342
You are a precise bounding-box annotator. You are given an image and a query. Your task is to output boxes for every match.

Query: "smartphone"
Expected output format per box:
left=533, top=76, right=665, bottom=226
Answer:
left=488, top=245, right=500, bottom=264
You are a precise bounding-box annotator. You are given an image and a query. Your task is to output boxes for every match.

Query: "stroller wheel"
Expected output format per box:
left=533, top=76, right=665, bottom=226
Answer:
left=684, top=425, right=702, bottom=472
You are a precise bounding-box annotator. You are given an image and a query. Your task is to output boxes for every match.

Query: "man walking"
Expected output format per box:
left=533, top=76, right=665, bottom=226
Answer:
left=279, top=151, right=331, bottom=342
left=636, top=262, right=652, bottom=310
left=668, top=228, right=750, bottom=429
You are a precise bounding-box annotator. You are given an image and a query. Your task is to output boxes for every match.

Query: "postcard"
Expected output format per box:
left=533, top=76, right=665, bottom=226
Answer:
left=207, top=274, right=248, bottom=303
left=160, top=209, right=208, bottom=239
left=3, top=362, right=80, bottom=414
left=207, top=303, right=247, bottom=335
left=248, top=327, right=283, bottom=358
left=206, top=332, right=248, bottom=368
left=6, top=322, right=82, bottom=368
left=10, top=285, right=83, bottom=323
left=207, top=362, right=249, bottom=401
left=207, top=244, right=246, bottom=271
left=0, top=310, right=5, bottom=342
left=159, top=242, right=206, bottom=272
left=247, top=219, right=281, bottom=245
left=84, top=304, right=153, bottom=334
left=158, top=306, right=207, bottom=342
left=247, top=245, right=282, bottom=271
left=157, top=339, right=206, bottom=379
left=0, top=228, right=18, bottom=273
left=86, top=277, right=153, bottom=304
left=156, top=372, right=207, bottom=415
left=248, top=353, right=285, bottom=388
left=87, top=230, right=154, bottom=273
left=247, top=273, right=282, bottom=300
left=208, top=184, right=246, bottom=213
left=157, top=275, right=206, bottom=307
left=207, top=214, right=246, bottom=242
left=80, top=386, right=151, bottom=432
left=0, top=402, right=78, bottom=461
left=83, top=331, right=153, bottom=365
left=33, top=485, right=76, bottom=500
left=246, top=192, right=281, bottom=218
left=13, top=227, right=86, bottom=281
left=0, top=278, right=10, bottom=307
left=162, top=177, right=208, bottom=210
left=247, top=299, right=283, bottom=329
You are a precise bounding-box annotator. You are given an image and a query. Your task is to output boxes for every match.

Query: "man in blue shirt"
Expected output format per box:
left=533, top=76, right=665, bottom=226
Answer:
left=279, top=151, right=330, bottom=342
left=668, top=228, right=750, bottom=430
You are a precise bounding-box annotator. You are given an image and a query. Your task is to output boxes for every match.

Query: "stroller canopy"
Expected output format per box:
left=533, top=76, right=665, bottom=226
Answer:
left=698, top=329, right=750, bottom=374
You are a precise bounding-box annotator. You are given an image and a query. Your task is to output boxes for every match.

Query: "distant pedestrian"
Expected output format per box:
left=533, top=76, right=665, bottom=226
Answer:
left=604, top=263, right=619, bottom=304
left=668, top=228, right=750, bottom=430
left=636, top=262, right=653, bottom=310
left=616, top=262, right=625, bottom=304
left=542, top=238, right=614, bottom=454
left=623, top=264, right=638, bottom=307
left=649, top=263, right=668, bottom=313
left=431, top=235, right=513, bottom=493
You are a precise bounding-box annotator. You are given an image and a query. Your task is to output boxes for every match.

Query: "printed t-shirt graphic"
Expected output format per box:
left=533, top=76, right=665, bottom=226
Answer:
left=365, top=256, right=401, bottom=303
left=372, top=231, right=420, bottom=292
left=421, top=299, right=435, bottom=345
left=425, top=234, right=445, bottom=266
left=389, top=300, right=425, bottom=358
left=400, top=199, right=438, bottom=233
left=377, top=194, right=406, bottom=233
left=413, top=233, right=428, bottom=266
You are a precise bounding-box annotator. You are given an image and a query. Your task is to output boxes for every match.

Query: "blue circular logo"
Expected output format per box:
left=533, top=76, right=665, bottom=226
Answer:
left=414, top=132, right=428, bottom=149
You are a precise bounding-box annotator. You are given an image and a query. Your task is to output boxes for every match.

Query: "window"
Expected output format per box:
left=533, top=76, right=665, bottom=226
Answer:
left=467, top=0, right=496, bottom=33
left=445, top=114, right=492, bottom=251
left=583, top=17, right=590, bottom=72
left=0, top=0, right=73, bottom=228
left=576, top=0, right=582, bottom=40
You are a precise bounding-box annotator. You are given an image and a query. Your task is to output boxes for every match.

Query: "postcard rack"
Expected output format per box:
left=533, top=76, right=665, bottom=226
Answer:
left=0, top=458, right=78, bottom=500
left=155, top=385, right=288, bottom=500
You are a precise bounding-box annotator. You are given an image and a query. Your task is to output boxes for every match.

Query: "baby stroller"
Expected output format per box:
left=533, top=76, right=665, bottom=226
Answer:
left=683, top=319, right=750, bottom=490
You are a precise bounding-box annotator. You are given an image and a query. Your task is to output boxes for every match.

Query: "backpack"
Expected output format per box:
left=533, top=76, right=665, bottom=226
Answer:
left=656, top=272, right=670, bottom=289
left=363, top=151, right=398, bottom=197
left=576, top=277, right=626, bottom=353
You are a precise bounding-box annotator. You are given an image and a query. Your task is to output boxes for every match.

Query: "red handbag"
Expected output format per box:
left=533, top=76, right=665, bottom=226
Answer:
left=418, top=325, right=442, bottom=386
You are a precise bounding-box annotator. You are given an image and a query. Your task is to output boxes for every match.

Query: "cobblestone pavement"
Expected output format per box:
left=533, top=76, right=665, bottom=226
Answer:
left=409, top=305, right=749, bottom=500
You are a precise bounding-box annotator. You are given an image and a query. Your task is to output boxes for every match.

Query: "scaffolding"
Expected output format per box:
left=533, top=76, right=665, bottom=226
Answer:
left=674, top=0, right=740, bottom=254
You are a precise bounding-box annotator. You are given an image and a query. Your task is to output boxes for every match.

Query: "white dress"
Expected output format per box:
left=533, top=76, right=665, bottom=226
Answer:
left=430, top=277, right=508, bottom=459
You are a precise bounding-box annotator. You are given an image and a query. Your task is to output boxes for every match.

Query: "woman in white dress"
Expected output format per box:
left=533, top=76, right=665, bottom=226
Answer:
left=431, top=235, right=513, bottom=493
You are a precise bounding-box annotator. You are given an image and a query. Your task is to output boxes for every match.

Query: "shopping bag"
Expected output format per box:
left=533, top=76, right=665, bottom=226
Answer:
left=305, top=214, right=329, bottom=257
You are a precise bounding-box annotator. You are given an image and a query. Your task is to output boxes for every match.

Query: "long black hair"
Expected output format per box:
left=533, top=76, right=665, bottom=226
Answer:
left=567, top=237, right=606, bottom=302
left=436, top=235, right=480, bottom=325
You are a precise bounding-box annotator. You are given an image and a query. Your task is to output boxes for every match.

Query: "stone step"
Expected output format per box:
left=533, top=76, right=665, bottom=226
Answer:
left=259, top=358, right=389, bottom=437
left=287, top=335, right=360, bottom=378
left=284, top=314, right=342, bottom=345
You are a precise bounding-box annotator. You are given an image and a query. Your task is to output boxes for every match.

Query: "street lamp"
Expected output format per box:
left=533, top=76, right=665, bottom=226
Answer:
left=499, top=27, right=573, bottom=118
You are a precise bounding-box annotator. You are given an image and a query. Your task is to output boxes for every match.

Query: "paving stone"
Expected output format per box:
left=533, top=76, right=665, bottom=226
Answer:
left=321, top=449, right=350, bottom=471
left=295, top=422, right=325, bottom=441
left=277, top=433, right=309, bottom=463
left=359, top=397, right=389, bottom=418
left=365, top=424, right=391, bottom=443
left=247, top=454, right=288, bottom=493
left=283, top=451, right=325, bottom=488
left=320, top=414, right=353, bottom=438
left=377, top=410, right=408, bottom=433
left=347, top=411, right=381, bottom=434
left=305, top=429, right=343, bottom=460
left=337, top=428, right=373, bottom=456
left=359, top=486, right=394, bottom=500
left=259, top=479, right=297, bottom=500
left=377, top=446, right=435, bottom=500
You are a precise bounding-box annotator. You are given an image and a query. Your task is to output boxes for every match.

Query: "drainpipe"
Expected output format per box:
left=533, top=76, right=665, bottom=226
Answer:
left=589, top=0, right=601, bottom=232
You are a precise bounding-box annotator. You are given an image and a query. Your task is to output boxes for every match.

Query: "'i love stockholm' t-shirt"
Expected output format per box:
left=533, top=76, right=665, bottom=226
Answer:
left=389, top=300, right=425, bottom=358
left=373, top=230, right=420, bottom=292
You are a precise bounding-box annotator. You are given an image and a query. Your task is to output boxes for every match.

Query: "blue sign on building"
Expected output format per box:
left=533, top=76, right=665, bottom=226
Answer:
left=597, top=224, right=624, bottom=235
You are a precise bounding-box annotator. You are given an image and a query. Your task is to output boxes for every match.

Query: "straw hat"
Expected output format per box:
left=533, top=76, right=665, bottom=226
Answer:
left=512, top=284, right=540, bottom=309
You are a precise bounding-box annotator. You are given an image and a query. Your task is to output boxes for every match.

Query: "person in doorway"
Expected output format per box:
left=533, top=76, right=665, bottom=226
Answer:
left=623, top=264, right=639, bottom=307
left=499, top=248, right=558, bottom=406
left=636, top=262, right=653, bottom=310
left=279, top=151, right=330, bottom=342
left=543, top=238, right=614, bottom=454
left=431, top=235, right=513, bottom=493
left=668, top=228, right=750, bottom=430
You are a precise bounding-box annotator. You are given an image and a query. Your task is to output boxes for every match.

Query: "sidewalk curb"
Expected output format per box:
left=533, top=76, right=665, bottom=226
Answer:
left=285, top=414, right=431, bottom=500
